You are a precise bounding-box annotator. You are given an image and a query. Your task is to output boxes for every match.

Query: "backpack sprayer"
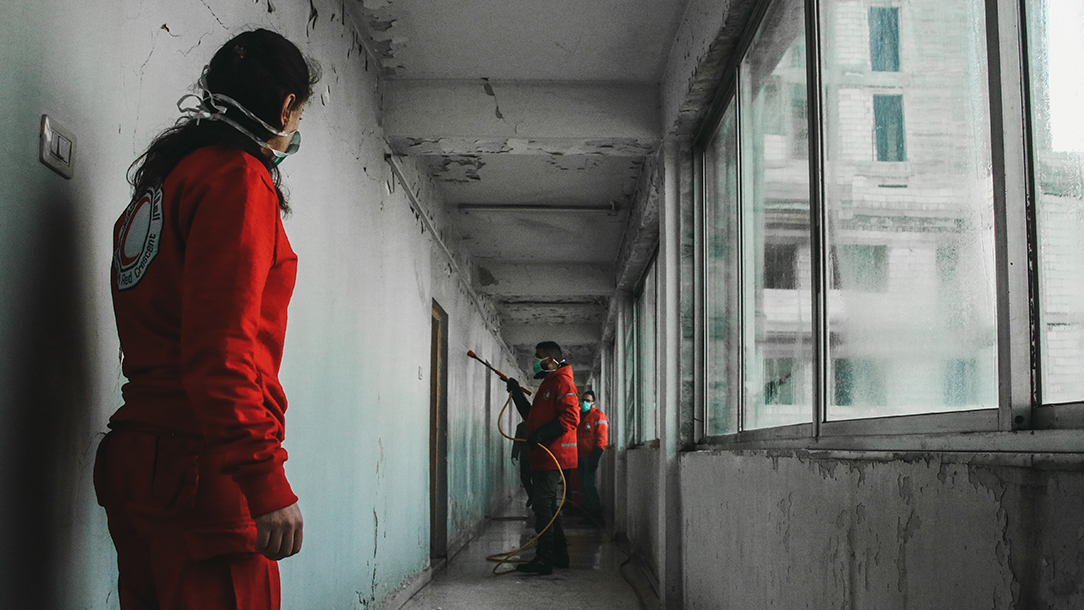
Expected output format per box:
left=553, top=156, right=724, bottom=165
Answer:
left=466, top=349, right=566, bottom=575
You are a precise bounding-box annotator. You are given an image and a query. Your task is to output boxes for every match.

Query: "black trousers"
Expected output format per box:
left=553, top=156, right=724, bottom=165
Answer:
left=531, top=469, right=570, bottom=560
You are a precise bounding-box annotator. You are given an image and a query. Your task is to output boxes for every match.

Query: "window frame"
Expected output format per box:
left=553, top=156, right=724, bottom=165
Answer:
left=690, top=0, right=1067, bottom=451
left=628, top=249, right=660, bottom=446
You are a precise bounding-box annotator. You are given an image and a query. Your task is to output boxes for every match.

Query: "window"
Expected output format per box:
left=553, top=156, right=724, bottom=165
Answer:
left=704, top=103, right=740, bottom=436
left=823, top=0, right=994, bottom=421
left=1029, top=0, right=1084, bottom=404
left=869, top=7, right=900, bottom=72
left=635, top=259, right=658, bottom=442
left=740, top=0, right=812, bottom=430
left=697, top=0, right=999, bottom=438
left=621, top=294, right=639, bottom=446
left=764, top=244, right=798, bottom=289
left=834, top=244, right=888, bottom=292
left=944, top=359, right=978, bottom=406
left=764, top=358, right=796, bottom=405
left=833, top=358, right=886, bottom=408
left=873, top=94, right=905, bottom=162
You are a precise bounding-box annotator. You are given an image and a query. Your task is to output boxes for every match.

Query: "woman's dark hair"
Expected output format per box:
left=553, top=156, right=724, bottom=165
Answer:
left=127, top=28, right=320, bottom=213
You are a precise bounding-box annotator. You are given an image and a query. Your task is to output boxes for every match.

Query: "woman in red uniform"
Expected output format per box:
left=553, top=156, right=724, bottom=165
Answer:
left=94, top=29, right=319, bottom=610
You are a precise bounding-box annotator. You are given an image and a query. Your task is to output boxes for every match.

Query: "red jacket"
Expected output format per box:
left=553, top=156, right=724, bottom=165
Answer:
left=577, top=407, right=608, bottom=458
left=110, top=146, right=297, bottom=518
left=526, top=365, right=580, bottom=470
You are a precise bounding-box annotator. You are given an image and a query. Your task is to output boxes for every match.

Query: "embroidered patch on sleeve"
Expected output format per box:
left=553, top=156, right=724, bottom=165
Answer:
left=114, top=185, right=164, bottom=291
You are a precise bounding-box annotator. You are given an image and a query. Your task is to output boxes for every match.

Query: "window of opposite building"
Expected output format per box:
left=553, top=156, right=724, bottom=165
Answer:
left=765, top=243, right=798, bottom=289
left=833, top=358, right=886, bottom=409
left=833, top=244, right=888, bottom=292
left=869, top=7, right=900, bottom=72
left=873, top=94, right=905, bottom=162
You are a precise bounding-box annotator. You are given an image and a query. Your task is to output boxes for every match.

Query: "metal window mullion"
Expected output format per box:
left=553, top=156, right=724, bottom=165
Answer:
left=805, top=0, right=828, bottom=438
left=736, top=66, right=748, bottom=434
left=694, top=148, right=707, bottom=443
left=985, top=0, right=1037, bottom=431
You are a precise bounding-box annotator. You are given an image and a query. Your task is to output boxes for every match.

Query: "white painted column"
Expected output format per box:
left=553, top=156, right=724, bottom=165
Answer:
left=656, top=139, right=683, bottom=608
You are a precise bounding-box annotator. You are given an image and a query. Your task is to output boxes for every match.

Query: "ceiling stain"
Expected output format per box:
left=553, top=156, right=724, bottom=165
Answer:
left=477, top=266, right=498, bottom=287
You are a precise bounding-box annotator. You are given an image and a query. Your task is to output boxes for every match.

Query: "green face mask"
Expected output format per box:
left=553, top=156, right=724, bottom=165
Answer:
left=532, top=358, right=545, bottom=375
left=581, top=401, right=593, bottom=412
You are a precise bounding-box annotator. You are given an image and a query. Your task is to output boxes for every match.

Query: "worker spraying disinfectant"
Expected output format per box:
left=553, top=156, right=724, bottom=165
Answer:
left=468, top=343, right=579, bottom=575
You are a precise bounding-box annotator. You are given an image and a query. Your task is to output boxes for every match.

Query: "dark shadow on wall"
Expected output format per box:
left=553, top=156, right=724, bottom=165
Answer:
left=0, top=193, right=96, bottom=608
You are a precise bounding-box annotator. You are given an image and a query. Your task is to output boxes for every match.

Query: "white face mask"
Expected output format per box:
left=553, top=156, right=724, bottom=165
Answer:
left=177, top=67, right=301, bottom=164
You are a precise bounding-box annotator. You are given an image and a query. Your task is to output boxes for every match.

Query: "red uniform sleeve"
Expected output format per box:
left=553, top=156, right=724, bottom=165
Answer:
left=179, top=158, right=296, bottom=518
left=556, top=378, right=580, bottom=434
left=595, top=411, right=609, bottom=450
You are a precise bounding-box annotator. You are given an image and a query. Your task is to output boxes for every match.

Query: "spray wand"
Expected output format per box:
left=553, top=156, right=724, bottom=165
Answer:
left=466, top=350, right=531, bottom=395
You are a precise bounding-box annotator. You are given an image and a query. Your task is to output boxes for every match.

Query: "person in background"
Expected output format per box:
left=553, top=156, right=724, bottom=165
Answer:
left=94, top=28, right=319, bottom=610
left=576, top=390, right=608, bottom=526
left=505, top=341, right=579, bottom=575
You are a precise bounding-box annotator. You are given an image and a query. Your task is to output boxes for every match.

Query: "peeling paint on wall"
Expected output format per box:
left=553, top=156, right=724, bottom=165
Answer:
left=352, top=0, right=407, bottom=75
left=481, top=78, right=505, bottom=120
left=427, top=155, right=485, bottom=184
left=387, top=135, right=658, bottom=157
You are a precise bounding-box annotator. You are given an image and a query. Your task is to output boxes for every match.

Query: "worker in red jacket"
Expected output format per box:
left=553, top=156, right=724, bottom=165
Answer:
left=576, top=390, right=608, bottom=526
left=94, top=29, right=319, bottom=610
left=506, top=341, right=580, bottom=575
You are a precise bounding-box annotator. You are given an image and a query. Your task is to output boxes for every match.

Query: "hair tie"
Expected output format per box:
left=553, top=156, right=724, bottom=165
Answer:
left=234, top=45, right=246, bottom=59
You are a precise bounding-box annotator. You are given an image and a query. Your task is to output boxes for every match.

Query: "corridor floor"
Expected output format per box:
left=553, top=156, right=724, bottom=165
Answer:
left=398, top=501, right=654, bottom=610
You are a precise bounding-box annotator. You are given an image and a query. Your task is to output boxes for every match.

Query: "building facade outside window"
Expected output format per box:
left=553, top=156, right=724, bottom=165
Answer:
left=1030, top=0, right=1084, bottom=404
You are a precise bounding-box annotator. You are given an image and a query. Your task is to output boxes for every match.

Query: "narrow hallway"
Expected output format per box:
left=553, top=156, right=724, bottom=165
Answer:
left=5, top=0, right=1084, bottom=608
left=399, top=496, right=652, bottom=610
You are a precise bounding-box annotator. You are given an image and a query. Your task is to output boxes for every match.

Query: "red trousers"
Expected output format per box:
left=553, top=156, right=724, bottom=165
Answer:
left=94, top=426, right=280, bottom=610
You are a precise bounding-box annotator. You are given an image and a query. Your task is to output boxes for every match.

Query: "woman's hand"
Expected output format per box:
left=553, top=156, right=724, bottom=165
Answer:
left=255, top=502, right=304, bottom=560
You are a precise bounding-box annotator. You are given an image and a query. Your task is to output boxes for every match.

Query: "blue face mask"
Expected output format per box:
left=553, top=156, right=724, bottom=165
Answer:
left=581, top=401, right=592, bottom=412
left=268, top=130, right=301, bottom=165
left=532, top=358, right=545, bottom=375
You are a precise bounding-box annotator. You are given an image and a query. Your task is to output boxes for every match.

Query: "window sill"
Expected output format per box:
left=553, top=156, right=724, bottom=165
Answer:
left=696, top=409, right=1084, bottom=454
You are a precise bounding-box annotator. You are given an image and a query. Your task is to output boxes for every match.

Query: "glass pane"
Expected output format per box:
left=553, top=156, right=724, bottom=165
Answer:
left=1029, top=0, right=1084, bottom=403
left=622, top=300, right=638, bottom=445
left=820, top=0, right=997, bottom=420
left=740, top=0, right=813, bottom=429
left=637, top=262, right=658, bottom=440
left=705, top=103, right=740, bottom=435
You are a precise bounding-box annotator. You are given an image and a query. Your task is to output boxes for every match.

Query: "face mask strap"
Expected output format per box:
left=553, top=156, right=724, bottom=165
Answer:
left=176, top=66, right=301, bottom=163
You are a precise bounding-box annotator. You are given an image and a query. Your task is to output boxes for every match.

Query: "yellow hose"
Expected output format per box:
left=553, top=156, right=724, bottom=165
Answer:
left=486, top=392, right=567, bottom=575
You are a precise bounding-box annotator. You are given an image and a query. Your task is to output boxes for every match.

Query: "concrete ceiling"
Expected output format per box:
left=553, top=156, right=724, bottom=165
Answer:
left=361, top=0, right=689, bottom=384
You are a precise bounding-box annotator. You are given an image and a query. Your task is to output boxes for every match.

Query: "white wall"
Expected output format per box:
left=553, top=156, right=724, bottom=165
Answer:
left=0, top=1, right=518, bottom=608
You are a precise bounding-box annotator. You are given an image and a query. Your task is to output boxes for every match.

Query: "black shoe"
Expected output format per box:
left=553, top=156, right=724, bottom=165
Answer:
left=516, top=557, right=554, bottom=575
left=553, top=554, right=569, bottom=569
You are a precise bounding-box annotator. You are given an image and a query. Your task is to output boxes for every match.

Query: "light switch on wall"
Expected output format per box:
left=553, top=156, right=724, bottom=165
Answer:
left=40, top=114, right=76, bottom=179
